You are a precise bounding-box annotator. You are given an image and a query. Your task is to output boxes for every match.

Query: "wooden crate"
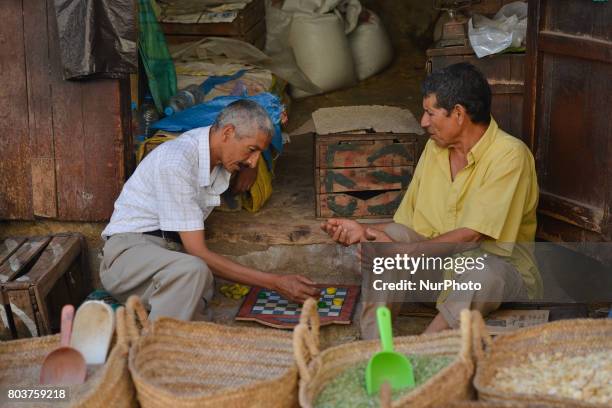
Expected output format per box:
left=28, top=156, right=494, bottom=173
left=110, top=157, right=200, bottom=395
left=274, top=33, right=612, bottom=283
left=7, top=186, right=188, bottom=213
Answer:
left=0, top=233, right=91, bottom=339
left=165, top=19, right=266, bottom=50
left=426, top=45, right=526, bottom=143
left=161, top=0, right=266, bottom=49
left=315, top=133, right=419, bottom=218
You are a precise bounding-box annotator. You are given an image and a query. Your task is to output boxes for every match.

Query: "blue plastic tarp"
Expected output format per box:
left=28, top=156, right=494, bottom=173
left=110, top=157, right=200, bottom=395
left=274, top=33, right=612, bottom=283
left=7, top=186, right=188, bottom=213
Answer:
left=201, top=69, right=247, bottom=95
left=152, top=93, right=284, bottom=168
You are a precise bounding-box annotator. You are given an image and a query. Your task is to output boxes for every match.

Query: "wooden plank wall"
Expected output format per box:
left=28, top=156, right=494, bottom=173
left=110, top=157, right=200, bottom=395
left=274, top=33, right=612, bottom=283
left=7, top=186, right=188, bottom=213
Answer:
left=24, top=0, right=56, bottom=218
left=0, top=0, right=33, bottom=219
left=524, top=0, right=612, bottom=248
left=0, top=0, right=130, bottom=221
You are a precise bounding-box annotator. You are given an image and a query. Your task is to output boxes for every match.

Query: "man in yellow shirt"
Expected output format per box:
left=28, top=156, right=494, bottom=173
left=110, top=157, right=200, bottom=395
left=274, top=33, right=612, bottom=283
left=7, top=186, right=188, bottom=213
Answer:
left=322, top=62, right=541, bottom=338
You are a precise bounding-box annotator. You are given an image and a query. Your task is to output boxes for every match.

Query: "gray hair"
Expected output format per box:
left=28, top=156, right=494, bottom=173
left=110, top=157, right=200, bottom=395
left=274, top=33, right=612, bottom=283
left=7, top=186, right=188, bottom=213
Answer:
left=212, top=100, right=274, bottom=140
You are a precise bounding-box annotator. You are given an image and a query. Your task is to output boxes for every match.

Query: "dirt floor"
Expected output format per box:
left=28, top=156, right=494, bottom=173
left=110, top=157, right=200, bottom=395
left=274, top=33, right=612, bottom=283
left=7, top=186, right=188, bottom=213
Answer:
left=0, top=40, right=434, bottom=347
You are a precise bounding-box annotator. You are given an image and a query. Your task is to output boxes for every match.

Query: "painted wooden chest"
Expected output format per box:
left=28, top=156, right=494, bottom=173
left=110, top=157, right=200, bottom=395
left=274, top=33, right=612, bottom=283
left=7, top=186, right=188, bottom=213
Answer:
left=314, top=133, right=419, bottom=218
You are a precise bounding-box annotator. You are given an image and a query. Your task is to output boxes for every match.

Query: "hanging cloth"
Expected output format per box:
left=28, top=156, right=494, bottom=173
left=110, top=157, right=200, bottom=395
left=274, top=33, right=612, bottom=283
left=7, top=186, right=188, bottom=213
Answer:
left=138, top=0, right=177, bottom=112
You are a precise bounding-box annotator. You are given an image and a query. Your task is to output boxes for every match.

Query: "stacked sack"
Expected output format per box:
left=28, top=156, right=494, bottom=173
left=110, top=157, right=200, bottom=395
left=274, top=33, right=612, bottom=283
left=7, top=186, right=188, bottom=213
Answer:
left=265, top=0, right=393, bottom=98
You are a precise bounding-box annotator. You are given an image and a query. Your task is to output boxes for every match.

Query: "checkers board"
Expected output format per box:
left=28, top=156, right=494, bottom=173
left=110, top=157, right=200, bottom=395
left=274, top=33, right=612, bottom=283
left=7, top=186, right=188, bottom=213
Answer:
left=236, top=284, right=360, bottom=329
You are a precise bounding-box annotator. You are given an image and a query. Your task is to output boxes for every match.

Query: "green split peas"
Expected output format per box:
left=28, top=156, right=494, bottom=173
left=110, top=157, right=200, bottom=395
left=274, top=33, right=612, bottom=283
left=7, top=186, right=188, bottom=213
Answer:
left=314, top=354, right=454, bottom=408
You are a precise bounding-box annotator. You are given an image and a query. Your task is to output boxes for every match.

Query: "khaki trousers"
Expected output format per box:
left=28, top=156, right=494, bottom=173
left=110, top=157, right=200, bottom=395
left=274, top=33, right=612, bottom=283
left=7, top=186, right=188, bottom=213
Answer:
left=359, top=223, right=528, bottom=339
left=99, top=233, right=214, bottom=321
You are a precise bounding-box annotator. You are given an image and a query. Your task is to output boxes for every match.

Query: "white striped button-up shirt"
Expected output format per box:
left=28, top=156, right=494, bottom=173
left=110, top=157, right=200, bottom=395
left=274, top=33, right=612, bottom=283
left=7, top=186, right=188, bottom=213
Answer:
left=102, top=126, right=231, bottom=238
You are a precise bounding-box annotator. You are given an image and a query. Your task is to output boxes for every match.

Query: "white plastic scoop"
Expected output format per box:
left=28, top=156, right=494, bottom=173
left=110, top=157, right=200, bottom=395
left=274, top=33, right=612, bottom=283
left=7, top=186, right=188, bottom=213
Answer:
left=70, top=301, right=115, bottom=365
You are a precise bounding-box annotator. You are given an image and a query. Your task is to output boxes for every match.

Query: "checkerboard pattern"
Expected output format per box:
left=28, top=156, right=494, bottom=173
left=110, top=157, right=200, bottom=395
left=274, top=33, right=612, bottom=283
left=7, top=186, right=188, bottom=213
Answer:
left=251, top=288, right=348, bottom=317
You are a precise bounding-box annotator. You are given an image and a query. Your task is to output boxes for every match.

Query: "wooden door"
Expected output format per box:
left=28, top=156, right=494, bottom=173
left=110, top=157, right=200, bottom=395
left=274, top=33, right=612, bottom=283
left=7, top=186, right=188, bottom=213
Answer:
left=0, top=0, right=131, bottom=221
left=524, top=0, right=612, bottom=253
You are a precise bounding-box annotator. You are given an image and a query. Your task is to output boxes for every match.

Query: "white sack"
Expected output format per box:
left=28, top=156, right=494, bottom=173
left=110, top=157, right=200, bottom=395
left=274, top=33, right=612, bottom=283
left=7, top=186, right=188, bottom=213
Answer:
left=289, top=13, right=356, bottom=98
left=348, top=10, right=393, bottom=80
left=264, top=0, right=293, bottom=55
left=282, top=0, right=361, bottom=33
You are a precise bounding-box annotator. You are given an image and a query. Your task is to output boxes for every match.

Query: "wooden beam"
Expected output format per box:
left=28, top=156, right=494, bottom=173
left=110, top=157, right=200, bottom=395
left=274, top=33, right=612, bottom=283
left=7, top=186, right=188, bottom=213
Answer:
left=206, top=219, right=329, bottom=246
left=522, top=0, right=542, bottom=152
left=538, top=31, right=612, bottom=64
left=489, top=83, right=525, bottom=94
left=538, top=192, right=605, bottom=234
left=537, top=215, right=612, bottom=266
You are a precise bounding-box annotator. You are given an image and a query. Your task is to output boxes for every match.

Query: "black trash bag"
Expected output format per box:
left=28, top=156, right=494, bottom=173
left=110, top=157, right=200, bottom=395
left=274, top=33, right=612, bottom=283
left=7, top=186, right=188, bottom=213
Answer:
left=54, top=0, right=137, bottom=80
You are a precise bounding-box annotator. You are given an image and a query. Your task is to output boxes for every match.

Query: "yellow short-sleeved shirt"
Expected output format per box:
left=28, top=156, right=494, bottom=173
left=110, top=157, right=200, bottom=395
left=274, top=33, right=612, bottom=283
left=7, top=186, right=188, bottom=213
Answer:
left=393, top=118, right=542, bottom=299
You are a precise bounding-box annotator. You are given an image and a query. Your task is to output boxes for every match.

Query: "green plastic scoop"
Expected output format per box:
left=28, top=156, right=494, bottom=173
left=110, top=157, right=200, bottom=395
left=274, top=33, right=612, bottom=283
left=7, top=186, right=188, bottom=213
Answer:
left=365, top=306, right=416, bottom=395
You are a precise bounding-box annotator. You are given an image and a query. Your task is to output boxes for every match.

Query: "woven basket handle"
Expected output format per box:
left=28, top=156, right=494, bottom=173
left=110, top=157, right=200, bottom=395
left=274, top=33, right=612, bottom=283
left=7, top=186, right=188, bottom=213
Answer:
left=471, top=310, right=493, bottom=362
left=125, top=295, right=150, bottom=344
left=115, top=306, right=129, bottom=347
left=458, top=309, right=472, bottom=362
left=292, top=298, right=321, bottom=382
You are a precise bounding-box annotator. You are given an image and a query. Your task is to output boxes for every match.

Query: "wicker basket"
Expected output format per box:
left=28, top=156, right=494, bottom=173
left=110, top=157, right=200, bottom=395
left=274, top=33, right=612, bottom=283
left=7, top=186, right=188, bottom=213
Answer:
left=294, top=299, right=475, bottom=408
left=445, top=402, right=529, bottom=408
left=472, top=311, right=612, bottom=407
left=0, top=306, right=136, bottom=408
left=125, top=296, right=298, bottom=408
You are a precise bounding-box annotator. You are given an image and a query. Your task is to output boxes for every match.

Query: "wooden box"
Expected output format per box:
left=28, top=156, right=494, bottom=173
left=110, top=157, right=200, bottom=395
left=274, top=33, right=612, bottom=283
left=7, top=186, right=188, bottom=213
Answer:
left=0, top=233, right=91, bottom=339
left=315, top=133, right=419, bottom=218
left=161, top=0, right=266, bottom=49
left=426, top=45, right=526, bottom=142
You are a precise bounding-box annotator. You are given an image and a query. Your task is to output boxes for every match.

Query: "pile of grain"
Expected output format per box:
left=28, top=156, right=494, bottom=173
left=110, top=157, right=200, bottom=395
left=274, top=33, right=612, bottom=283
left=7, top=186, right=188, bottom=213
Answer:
left=491, top=351, right=612, bottom=405
left=314, top=354, right=453, bottom=408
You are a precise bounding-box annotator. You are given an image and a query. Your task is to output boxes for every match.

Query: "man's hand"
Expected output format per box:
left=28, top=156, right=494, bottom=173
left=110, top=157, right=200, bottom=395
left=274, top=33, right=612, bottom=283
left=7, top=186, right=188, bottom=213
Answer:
left=320, top=218, right=366, bottom=246
left=232, top=166, right=258, bottom=193
left=273, top=275, right=320, bottom=303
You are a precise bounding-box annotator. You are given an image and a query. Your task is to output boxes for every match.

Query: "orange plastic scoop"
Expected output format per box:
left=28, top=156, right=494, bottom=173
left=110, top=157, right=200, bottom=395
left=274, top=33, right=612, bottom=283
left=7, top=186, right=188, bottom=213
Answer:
left=40, top=305, right=87, bottom=385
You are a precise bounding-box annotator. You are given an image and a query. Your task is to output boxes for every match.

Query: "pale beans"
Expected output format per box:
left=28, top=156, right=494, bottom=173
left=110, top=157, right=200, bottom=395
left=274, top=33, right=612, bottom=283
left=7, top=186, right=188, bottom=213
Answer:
left=492, top=351, right=612, bottom=405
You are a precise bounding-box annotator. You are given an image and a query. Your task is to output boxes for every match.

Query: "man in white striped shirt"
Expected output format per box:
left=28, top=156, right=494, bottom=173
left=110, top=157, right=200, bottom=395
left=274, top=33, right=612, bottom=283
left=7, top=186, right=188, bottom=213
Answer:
left=100, top=100, right=319, bottom=320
